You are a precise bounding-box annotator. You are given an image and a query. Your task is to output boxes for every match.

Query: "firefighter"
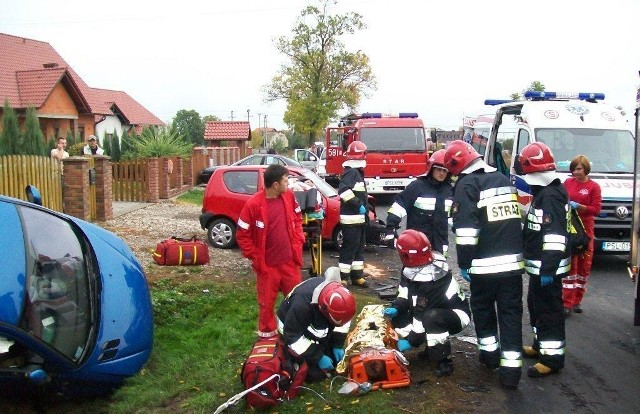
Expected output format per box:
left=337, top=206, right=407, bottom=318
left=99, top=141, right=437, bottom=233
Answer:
left=444, top=140, right=524, bottom=390
left=277, top=278, right=356, bottom=382
left=385, top=149, right=453, bottom=255
left=338, top=141, right=369, bottom=287
left=383, top=230, right=471, bottom=377
left=518, top=142, right=570, bottom=377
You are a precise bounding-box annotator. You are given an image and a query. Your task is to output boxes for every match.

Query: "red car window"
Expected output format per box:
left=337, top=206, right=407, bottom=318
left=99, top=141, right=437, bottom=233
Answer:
left=222, top=171, right=259, bottom=195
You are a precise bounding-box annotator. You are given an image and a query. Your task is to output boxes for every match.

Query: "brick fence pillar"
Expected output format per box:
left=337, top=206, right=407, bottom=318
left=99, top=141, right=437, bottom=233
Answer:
left=93, top=155, right=113, bottom=221
left=159, top=158, right=170, bottom=199
left=175, top=156, right=184, bottom=187
left=184, top=157, right=193, bottom=186
left=147, top=158, right=159, bottom=202
left=62, top=157, right=90, bottom=220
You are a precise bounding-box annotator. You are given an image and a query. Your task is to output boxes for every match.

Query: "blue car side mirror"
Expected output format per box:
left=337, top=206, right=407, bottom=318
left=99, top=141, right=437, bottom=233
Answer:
left=25, top=185, right=42, bottom=206
left=28, top=369, right=50, bottom=385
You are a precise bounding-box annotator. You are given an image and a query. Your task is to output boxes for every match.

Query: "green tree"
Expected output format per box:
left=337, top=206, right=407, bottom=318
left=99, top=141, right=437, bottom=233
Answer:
left=66, top=129, right=76, bottom=147
left=172, top=109, right=204, bottom=146
left=512, top=80, right=546, bottom=100
left=0, top=100, right=22, bottom=155
left=250, top=129, right=264, bottom=149
left=103, top=134, right=112, bottom=157
left=23, top=107, right=46, bottom=155
left=120, top=129, right=132, bottom=159
left=111, top=131, right=122, bottom=161
left=125, top=126, right=192, bottom=159
left=47, top=135, right=56, bottom=154
left=264, top=0, right=376, bottom=145
left=202, top=114, right=220, bottom=123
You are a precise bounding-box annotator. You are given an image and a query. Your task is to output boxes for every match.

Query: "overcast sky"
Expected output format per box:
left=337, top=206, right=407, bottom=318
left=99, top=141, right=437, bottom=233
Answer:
left=1, top=0, right=639, bottom=131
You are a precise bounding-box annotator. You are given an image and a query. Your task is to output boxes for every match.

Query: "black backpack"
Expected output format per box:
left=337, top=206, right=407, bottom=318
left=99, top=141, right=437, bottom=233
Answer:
left=568, top=209, right=590, bottom=254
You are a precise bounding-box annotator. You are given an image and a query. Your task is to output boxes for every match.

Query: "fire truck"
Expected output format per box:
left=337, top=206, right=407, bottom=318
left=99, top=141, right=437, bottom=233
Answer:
left=479, top=91, right=635, bottom=255
left=324, top=112, right=434, bottom=194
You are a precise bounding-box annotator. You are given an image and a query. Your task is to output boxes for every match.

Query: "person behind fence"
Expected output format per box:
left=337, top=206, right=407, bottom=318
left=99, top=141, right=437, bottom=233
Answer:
left=236, top=164, right=305, bottom=338
left=83, top=135, right=104, bottom=155
left=444, top=140, right=524, bottom=390
left=338, top=141, right=370, bottom=287
left=383, top=229, right=470, bottom=377
left=50, top=137, right=69, bottom=160
left=562, top=154, right=601, bottom=317
left=385, top=149, right=453, bottom=255
left=277, top=273, right=356, bottom=382
left=518, top=142, right=570, bottom=378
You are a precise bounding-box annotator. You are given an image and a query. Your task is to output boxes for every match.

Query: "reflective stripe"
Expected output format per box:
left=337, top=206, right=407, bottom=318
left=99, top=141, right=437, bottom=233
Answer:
left=307, top=325, right=328, bottom=338
left=351, top=260, right=364, bottom=270
left=412, top=319, right=425, bottom=334
left=525, top=257, right=571, bottom=275
left=340, top=214, right=366, bottom=224
left=294, top=206, right=301, bottom=214
left=444, top=199, right=452, bottom=211
left=539, top=340, right=564, bottom=349
left=414, top=197, right=436, bottom=211
left=478, top=336, right=498, bottom=352
left=277, top=317, right=284, bottom=334
left=290, top=335, right=316, bottom=355
left=527, top=208, right=543, bottom=224
left=445, top=278, right=459, bottom=299
left=395, top=325, right=412, bottom=338
left=453, top=309, right=470, bottom=328
left=258, top=329, right=278, bottom=338
left=237, top=218, right=249, bottom=230
left=456, top=227, right=480, bottom=237
left=540, top=348, right=565, bottom=356
left=334, top=321, right=351, bottom=334
left=397, top=285, right=409, bottom=299
left=501, top=350, right=523, bottom=367
left=456, top=235, right=478, bottom=245
left=543, top=242, right=566, bottom=251
left=543, top=234, right=567, bottom=252
left=340, top=189, right=356, bottom=202
left=477, top=186, right=517, bottom=208
left=388, top=202, right=407, bottom=218
left=426, top=331, right=449, bottom=346
left=338, top=263, right=352, bottom=272
left=353, top=182, right=366, bottom=192
left=470, top=254, right=524, bottom=275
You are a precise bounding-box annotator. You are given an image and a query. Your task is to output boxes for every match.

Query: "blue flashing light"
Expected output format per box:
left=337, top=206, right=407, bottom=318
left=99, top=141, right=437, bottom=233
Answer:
left=398, top=112, right=419, bottom=118
left=524, top=91, right=557, bottom=100
left=523, top=91, right=606, bottom=101
left=484, top=99, right=514, bottom=106
left=578, top=92, right=605, bottom=101
left=362, top=113, right=382, bottom=118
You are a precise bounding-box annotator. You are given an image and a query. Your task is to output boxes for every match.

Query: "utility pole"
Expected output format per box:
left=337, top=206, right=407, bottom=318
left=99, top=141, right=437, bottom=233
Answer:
left=263, top=114, right=268, bottom=149
left=246, top=109, right=250, bottom=124
left=230, top=110, right=234, bottom=121
left=257, top=113, right=263, bottom=149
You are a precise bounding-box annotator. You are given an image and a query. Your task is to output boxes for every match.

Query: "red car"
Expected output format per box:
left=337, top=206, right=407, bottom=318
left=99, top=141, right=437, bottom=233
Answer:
left=199, top=165, right=343, bottom=249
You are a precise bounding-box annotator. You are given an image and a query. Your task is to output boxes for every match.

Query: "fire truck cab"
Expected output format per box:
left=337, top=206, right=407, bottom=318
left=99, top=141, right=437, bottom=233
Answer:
left=480, top=91, right=634, bottom=254
left=324, top=113, right=434, bottom=194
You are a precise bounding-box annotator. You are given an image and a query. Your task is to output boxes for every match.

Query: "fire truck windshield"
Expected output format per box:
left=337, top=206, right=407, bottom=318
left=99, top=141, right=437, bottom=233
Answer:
left=535, top=128, right=634, bottom=173
left=360, top=127, right=426, bottom=152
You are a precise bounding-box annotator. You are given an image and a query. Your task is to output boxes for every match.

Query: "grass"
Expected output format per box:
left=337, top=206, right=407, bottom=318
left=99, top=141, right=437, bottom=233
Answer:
left=176, top=188, right=204, bottom=206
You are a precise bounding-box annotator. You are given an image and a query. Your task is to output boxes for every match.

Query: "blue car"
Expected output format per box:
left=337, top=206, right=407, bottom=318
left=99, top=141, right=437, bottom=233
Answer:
left=0, top=190, right=153, bottom=397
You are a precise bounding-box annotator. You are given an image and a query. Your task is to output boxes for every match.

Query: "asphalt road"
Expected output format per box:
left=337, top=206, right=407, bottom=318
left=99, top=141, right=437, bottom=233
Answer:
left=362, top=194, right=640, bottom=413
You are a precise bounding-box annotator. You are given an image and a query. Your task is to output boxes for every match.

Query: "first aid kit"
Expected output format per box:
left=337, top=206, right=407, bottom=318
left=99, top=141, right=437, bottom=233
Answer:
left=152, top=236, right=209, bottom=266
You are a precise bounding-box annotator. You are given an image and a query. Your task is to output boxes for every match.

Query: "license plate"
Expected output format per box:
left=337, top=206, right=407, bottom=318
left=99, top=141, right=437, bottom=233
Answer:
left=384, top=180, right=403, bottom=186
left=601, top=241, right=630, bottom=252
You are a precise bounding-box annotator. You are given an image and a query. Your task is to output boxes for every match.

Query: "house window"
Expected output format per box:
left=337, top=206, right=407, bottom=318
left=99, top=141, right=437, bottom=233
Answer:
left=78, top=125, right=85, bottom=141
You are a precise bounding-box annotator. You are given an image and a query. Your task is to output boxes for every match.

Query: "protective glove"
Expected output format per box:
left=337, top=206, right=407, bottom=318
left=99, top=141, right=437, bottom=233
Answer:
left=397, top=339, right=412, bottom=352
left=358, top=205, right=367, bottom=215
left=569, top=201, right=579, bottom=209
left=318, top=355, right=334, bottom=370
left=540, top=275, right=554, bottom=287
left=383, top=307, right=399, bottom=318
left=460, top=268, right=471, bottom=282
left=332, top=348, right=345, bottom=362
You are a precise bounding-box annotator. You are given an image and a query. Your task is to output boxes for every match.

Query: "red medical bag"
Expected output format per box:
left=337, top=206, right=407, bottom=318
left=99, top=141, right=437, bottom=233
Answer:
left=152, top=236, right=209, bottom=266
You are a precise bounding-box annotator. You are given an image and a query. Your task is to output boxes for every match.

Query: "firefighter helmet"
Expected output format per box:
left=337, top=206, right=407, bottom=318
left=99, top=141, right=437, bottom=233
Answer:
left=443, top=140, right=481, bottom=176
left=396, top=229, right=433, bottom=267
left=317, top=282, right=356, bottom=326
left=427, top=149, right=448, bottom=176
left=344, top=141, right=367, bottom=161
left=518, top=142, right=556, bottom=174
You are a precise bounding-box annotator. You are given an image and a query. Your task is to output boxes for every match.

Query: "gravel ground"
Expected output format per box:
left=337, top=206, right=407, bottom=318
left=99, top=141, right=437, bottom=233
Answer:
left=102, top=201, right=252, bottom=283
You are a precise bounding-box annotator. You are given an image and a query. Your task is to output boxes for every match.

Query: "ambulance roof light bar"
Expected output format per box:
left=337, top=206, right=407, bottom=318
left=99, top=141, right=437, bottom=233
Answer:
left=361, top=112, right=419, bottom=119
left=484, top=99, right=514, bottom=106
left=523, top=91, right=606, bottom=101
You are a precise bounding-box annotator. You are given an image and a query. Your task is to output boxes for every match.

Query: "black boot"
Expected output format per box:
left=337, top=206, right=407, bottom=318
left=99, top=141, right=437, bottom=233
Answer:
left=435, top=358, right=454, bottom=377
left=499, top=367, right=521, bottom=390
left=479, top=350, right=499, bottom=370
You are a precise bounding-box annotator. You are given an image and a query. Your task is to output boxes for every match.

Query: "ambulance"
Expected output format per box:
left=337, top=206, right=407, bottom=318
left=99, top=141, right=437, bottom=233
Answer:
left=480, top=91, right=634, bottom=254
left=628, top=86, right=640, bottom=325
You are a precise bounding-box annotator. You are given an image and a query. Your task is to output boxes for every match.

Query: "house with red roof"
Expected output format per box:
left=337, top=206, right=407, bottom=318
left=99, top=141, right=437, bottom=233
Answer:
left=0, top=32, right=163, bottom=145
left=204, top=121, right=251, bottom=157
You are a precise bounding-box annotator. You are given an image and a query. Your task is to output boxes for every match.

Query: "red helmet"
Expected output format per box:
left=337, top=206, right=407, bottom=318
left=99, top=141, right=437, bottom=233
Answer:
left=396, top=229, right=433, bottom=267
left=426, top=149, right=448, bottom=175
left=317, top=282, right=356, bottom=326
left=518, top=142, right=556, bottom=174
left=344, top=141, right=367, bottom=161
left=443, top=140, right=481, bottom=176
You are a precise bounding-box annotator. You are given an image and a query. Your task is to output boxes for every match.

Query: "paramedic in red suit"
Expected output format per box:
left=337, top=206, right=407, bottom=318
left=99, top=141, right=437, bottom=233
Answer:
left=236, top=164, right=305, bottom=338
left=562, top=155, right=602, bottom=317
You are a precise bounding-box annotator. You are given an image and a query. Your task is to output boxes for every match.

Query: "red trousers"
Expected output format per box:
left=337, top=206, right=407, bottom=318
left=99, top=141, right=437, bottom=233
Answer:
left=256, top=261, right=301, bottom=337
left=562, top=238, right=594, bottom=308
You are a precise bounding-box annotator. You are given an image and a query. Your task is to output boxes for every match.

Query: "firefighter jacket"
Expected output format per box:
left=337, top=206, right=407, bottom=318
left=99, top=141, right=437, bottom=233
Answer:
left=523, top=181, right=571, bottom=277
left=387, top=175, right=453, bottom=254
left=391, top=252, right=471, bottom=344
left=451, top=163, right=524, bottom=277
left=338, top=167, right=368, bottom=225
left=236, top=189, right=305, bottom=273
left=276, top=278, right=351, bottom=365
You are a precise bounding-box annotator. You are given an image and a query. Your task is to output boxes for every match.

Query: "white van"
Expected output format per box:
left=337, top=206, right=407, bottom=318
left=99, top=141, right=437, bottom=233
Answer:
left=481, top=91, right=634, bottom=254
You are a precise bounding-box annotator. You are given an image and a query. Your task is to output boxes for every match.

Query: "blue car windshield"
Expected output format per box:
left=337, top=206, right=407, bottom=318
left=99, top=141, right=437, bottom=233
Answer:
left=19, top=206, right=93, bottom=362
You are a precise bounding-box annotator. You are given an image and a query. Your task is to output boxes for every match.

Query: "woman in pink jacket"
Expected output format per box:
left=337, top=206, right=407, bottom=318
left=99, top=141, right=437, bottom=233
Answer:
left=562, top=155, right=601, bottom=318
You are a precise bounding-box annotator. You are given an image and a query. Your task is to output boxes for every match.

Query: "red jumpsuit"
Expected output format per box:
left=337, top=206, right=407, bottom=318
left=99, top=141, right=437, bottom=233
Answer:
left=237, top=189, right=305, bottom=337
left=562, top=177, right=601, bottom=309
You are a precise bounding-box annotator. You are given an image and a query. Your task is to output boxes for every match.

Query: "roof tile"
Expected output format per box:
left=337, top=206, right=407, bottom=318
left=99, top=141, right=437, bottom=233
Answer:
left=204, top=121, right=251, bottom=141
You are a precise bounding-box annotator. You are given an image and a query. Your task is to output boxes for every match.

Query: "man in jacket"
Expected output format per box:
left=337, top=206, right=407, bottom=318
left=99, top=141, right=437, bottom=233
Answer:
left=237, top=164, right=305, bottom=338
left=338, top=141, right=369, bottom=287
left=277, top=277, right=356, bottom=382
left=444, top=140, right=525, bottom=389
left=386, top=149, right=453, bottom=255
left=519, top=142, right=570, bottom=377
